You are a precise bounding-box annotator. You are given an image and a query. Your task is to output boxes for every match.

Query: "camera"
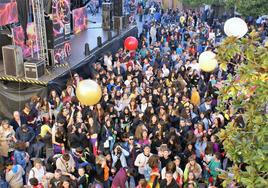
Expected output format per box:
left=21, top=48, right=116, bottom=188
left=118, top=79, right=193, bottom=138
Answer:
left=116, top=146, right=122, bottom=155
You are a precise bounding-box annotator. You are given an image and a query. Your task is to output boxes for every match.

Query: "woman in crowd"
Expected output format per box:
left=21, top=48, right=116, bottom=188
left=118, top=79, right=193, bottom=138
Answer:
left=27, top=158, right=46, bottom=186
left=0, top=120, right=16, bottom=159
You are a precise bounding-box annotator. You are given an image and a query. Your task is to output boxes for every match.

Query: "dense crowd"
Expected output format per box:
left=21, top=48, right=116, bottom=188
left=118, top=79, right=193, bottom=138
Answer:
left=0, top=3, right=267, bottom=188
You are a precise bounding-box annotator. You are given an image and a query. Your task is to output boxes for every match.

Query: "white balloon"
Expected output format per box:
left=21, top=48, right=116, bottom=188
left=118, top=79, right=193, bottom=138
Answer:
left=224, top=17, right=248, bottom=38
left=199, top=51, right=216, bottom=63
left=224, top=19, right=232, bottom=37
left=199, top=51, right=218, bottom=72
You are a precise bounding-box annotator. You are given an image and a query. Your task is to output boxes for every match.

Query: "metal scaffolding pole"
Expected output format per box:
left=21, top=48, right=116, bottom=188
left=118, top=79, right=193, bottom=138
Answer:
left=31, top=0, right=49, bottom=66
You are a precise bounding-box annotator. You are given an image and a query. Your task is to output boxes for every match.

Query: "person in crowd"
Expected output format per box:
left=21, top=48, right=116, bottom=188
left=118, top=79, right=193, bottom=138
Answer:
left=55, top=153, right=76, bottom=180
left=13, top=141, right=29, bottom=182
left=9, top=111, right=27, bottom=131
left=111, top=167, right=136, bottom=188
left=52, top=119, right=67, bottom=154
left=0, top=120, right=16, bottom=158
left=5, top=160, right=25, bottom=188
left=28, top=177, right=44, bottom=188
left=49, top=169, right=63, bottom=188
left=160, top=171, right=179, bottom=188
left=184, top=156, right=202, bottom=182
left=27, top=158, right=46, bottom=186
left=112, top=144, right=129, bottom=170
left=135, top=145, right=152, bottom=179
left=77, top=167, right=89, bottom=188
left=15, top=124, right=35, bottom=149
left=204, top=152, right=222, bottom=185
left=144, top=154, right=160, bottom=187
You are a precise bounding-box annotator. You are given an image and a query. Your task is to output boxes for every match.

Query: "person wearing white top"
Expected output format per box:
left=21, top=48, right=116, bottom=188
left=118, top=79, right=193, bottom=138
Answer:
left=150, top=24, right=157, bottom=44
left=140, top=97, right=148, bottom=113
left=162, top=64, right=170, bottom=78
left=104, top=54, right=113, bottom=71
left=134, top=145, right=152, bottom=175
left=28, top=158, right=46, bottom=185
left=189, top=59, right=200, bottom=74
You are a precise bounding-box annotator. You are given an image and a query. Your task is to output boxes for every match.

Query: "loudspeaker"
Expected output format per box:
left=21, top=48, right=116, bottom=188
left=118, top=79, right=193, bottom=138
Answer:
left=123, top=15, right=129, bottom=28
left=24, top=58, right=45, bottom=79
left=85, top=43, right=90, bottom=56
left=2, top=45, right=24, bottom=77
left=113, top=16, right=123, bottom=31
left=102, top=3, right=113, bottom=30
left=46, top=19, right=64, bottom=49
left=0, top=33, right=12, bottom=60
left=97, top=36, right=102, bottom=47
left=113, top=0, right=123, bottom=16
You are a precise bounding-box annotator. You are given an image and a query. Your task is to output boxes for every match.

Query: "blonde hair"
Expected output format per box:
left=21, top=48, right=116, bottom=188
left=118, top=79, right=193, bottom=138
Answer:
left=96, top=155, right=105, bottom=164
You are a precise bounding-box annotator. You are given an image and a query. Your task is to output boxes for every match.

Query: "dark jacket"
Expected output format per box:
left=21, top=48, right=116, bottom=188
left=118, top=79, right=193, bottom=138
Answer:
left=9, top=116, right=27, bottom=131
left=160, top=178, right=179, bottom=188
left=15, top=127, right=35, bottom=143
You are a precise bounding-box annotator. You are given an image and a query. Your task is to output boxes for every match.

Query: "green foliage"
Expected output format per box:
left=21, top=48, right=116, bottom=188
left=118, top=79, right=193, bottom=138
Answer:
left=182, top=0, right=268, bottom=17
left=182, top=0, right=218, bottom=7
left=216, top=31, right=268, bottom=187
left=225, top=0, right=268, bottom=17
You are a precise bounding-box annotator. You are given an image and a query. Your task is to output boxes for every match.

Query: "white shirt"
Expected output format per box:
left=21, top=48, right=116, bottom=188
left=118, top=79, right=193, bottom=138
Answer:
left=189, top=63, right=200, bottom=73
left=140, top=103, right=148, bottom=113
left=161, top=166, right=183, bottom=180
left=162, top=68, right=170, bottom=78
left=134, top=153, right=152, bottom=174
left=28, top=167, right=46, bottom=185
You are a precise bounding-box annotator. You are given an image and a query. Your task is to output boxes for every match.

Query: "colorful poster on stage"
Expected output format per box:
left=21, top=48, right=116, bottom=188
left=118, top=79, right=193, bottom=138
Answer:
left=0, top=1, right=18, bottom=26
left=13, top=22, right=39, bottom=58
left=52, top=0, right=71, bottom=37
left=52, top=41, right=71, bottom=64
left=73, top=6, right=88, bottom=34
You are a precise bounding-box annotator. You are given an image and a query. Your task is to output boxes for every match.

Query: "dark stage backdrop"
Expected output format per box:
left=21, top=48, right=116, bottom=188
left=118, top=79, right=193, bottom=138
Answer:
left=0, top=82, right=47, bottom=119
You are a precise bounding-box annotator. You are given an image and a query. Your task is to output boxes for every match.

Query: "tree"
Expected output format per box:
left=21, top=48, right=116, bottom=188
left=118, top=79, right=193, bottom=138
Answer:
left=225, top=0, right=268, bottom=17
left=215, top=31, right=268, bottom=187
left=182, top=0, right=268, bottom=17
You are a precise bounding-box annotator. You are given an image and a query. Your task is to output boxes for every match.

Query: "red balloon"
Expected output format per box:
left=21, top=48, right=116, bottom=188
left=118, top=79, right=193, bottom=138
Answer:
left=124, top=36, right=138, bottom=51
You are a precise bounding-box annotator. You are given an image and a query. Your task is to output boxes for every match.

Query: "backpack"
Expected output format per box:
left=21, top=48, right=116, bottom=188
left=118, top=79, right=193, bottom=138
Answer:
left=45, top=154, right=62, bottom=172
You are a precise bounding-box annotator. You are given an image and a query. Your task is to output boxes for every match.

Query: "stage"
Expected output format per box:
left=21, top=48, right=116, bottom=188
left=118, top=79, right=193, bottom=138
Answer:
left=0, top=25, right=138, bottom=118
left=0, top=25, right=138, bottom=85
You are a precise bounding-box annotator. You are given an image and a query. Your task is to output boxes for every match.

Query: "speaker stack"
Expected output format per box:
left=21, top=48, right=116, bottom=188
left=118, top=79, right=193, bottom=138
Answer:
left=102, top=3, right=113, bottom=30
left=113, top=16, right=123, bottom=31
left=45, top=19, right=64, bottom=49
left=113, top=0, right=123, bottom=16
left=113, top=0, right=124, bottom=31
left=2, top=45, right=24, bottom=77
